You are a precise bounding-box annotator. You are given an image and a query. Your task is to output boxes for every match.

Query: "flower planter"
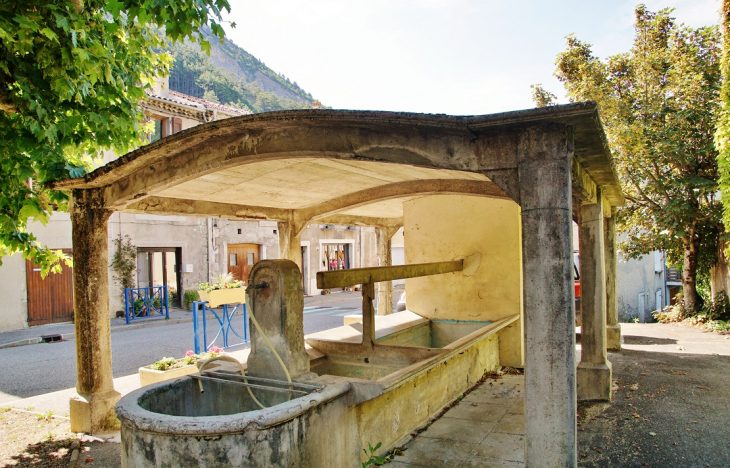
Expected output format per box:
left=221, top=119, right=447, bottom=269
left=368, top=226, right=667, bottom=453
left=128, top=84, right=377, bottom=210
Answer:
left=198, top=288, right=246, bottom=308
left=139, top=353, right=227, bottom=386
left=138, top=364, right=198, bottom=387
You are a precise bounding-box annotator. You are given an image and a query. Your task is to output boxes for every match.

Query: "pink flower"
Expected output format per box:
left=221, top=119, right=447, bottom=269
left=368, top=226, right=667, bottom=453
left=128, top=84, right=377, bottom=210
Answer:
left=185, top=350, right=194, bottom=357
left=210, top=346, right=222, bottom=354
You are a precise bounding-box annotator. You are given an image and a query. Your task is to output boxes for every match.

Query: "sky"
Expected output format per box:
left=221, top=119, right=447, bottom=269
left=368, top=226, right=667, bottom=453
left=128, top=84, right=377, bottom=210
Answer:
left=223, top=0, right=721, bottom=116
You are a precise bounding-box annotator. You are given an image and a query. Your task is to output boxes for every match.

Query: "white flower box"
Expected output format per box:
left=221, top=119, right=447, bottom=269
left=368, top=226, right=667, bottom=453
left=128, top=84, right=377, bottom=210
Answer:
left=197, top=288, right=246, bottom=308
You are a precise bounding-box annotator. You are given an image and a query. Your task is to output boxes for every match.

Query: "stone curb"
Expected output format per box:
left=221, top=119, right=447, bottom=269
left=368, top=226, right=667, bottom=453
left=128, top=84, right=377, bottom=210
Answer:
left=68, top=439, right=80, bottom=468
left=0, top=315, right=194, bottom=350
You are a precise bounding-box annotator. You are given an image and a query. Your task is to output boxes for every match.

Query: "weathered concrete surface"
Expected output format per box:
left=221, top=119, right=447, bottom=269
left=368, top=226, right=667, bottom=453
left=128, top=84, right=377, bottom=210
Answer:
left=69, top=189, right=120, bottom=434
left=116, top=377, right=354, bottom=468
left=50, top=104, right=624, bottom=221
left=604, top=210, right=622, bottom=351
left=518, top=125, right=576, bottom=467
left=577, top=191, right=612, bottom=402
left=357, top=333, right=500, bottom=464
left=403, top=195, right=524, bottom=367
left=247, top=260, right=310, bottom=383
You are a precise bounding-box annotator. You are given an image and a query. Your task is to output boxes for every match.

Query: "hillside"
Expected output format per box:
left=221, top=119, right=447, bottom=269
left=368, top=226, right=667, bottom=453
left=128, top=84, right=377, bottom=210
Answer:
left=167, top=34, right=317, bottom=113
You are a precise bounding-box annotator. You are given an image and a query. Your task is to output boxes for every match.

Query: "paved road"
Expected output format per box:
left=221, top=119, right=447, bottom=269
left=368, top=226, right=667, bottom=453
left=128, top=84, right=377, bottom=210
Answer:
left=0, top=288, right=403, bottom=405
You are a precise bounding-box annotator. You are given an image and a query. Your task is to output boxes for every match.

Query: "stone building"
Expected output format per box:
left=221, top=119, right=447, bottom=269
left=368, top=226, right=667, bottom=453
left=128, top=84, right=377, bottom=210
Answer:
left=0, top=80, right=377, bottom=332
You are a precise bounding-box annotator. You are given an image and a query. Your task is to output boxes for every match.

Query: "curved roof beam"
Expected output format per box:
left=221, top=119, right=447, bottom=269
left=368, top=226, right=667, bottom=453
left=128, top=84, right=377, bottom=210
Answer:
left=294, top=179, right=508, bottom=225
left=49, top=104, right=624, bottom=208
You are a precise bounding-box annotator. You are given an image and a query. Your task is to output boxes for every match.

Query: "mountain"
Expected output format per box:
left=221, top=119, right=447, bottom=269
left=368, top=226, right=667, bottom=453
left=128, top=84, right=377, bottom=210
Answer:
left=166, top=33, right=317, bottom=113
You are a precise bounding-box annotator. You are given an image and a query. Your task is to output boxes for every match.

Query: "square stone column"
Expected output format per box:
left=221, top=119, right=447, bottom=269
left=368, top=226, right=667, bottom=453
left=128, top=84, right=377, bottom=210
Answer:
left=69, top=189, right=120, bottom=434
left=604, top=209, right=621, bottom=350
left=277, top=221, right=303, bottom=271
left=376, top=226, right=399, bottom=315
left=518, top=124, right=576, bottom=467
left=577, top=191, right=612, bottom=401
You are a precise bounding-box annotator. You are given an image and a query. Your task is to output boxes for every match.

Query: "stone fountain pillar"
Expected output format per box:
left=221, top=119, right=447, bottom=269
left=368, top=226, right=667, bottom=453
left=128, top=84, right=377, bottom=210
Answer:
left=246, top=260, right=310, bottom=383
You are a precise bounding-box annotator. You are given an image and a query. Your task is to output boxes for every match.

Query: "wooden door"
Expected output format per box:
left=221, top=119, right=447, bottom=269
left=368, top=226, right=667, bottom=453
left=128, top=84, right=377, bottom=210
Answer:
left=26, top=249, right=74, bottom=326
left=228, top=244, right=259, bottom=284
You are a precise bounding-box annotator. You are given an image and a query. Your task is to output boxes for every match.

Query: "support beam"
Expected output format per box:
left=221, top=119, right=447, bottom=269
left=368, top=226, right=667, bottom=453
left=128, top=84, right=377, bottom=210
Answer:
left=518, top=124, right=576, bottom=467
left=376, top=226, right=401, bottom=315
left=68, top=189, right=120, bottom=434
left=361, top=281, right=376, bottom=349
left=604, top=207, right=621, bottom=351
left=316, top=260, right=463, bottom=289
left=277, top=221, right=305, bottom=271
left=296, top=179, right=509, bottom=224
left=577, top=190, right=612, bottom=401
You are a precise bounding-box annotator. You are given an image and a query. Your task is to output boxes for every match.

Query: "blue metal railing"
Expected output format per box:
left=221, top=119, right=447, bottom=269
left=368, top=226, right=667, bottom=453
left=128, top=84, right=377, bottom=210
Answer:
left=192, top=300, right=249, bottom=354
left=124, top=286, right=170, bottom=324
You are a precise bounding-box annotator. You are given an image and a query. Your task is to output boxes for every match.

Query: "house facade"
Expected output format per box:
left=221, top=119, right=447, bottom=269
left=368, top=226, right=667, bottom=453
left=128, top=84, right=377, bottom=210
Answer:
left=0, top=80, right=377, bottom=332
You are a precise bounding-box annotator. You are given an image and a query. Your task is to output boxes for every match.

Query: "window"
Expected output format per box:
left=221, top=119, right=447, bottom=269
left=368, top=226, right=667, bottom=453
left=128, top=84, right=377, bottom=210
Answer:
left=149, top=117, right=165, bottom=143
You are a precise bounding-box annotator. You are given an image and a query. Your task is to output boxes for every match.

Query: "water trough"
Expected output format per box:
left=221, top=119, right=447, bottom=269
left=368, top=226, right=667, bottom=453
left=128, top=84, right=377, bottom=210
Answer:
left=116, top=258, right=518, bottom=467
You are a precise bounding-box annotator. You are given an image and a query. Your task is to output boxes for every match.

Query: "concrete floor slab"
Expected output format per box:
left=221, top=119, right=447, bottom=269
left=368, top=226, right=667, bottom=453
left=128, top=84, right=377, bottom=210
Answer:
left=470, top=432, right=525, bottom=463
left=418, top=416, right=497, bottom=443
left=441, top=401, right=509, bottom=422
left=395, top=438, right=477, bottom=467
left=492, top=413, right=526, bottom=435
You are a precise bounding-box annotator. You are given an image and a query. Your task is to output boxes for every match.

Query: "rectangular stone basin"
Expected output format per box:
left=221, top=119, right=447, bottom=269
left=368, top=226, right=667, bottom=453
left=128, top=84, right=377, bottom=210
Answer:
left=310, top=355, right=411, bottom=380
left=306, top=312, right=497, bottom=380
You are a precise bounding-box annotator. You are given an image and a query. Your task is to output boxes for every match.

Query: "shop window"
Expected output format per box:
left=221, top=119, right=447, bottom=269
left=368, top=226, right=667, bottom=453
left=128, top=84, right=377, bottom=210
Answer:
left=322, top=244, right=350, bottom=271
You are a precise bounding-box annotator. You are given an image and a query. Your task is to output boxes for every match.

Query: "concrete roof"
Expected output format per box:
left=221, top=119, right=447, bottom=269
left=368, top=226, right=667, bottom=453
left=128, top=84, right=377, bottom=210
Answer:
left=51, top=103, right=623, bottom=224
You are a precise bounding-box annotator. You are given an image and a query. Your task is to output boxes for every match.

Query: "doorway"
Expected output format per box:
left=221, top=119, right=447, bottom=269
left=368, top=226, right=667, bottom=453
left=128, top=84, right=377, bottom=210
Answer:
left=26, top=249, right=74, bottom=326
left=228, top=244, right=259, bottom=284
left=137, top=248, right=182, bottom=307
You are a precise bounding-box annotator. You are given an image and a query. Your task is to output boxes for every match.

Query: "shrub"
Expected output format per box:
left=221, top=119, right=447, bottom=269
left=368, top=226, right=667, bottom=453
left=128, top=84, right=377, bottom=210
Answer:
left=183, top=290, right=200, bottom=306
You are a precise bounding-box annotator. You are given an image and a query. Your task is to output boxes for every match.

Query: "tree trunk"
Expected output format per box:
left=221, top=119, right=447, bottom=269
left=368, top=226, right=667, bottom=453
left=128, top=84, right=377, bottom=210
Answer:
left=710, top=239, right=730, bottom=300
left=682, top=230, right=704, bottom=312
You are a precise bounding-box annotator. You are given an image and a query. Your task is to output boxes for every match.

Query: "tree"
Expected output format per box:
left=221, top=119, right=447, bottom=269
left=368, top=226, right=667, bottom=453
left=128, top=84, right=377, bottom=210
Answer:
left=0, top=0, right=231, bottom=274
left=535, top=5, right=723, bottom=312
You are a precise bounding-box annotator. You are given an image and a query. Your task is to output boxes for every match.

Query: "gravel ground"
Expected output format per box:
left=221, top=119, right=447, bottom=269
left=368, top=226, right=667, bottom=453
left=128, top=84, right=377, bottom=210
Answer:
left=577, top=323, right=730, bottom=467
left=0, top=408, right=76, bottom=467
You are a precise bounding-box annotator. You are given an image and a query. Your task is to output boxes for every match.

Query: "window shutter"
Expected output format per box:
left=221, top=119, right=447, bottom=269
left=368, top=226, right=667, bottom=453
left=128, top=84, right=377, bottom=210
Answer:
left=172, top=117, right=182, bottom=134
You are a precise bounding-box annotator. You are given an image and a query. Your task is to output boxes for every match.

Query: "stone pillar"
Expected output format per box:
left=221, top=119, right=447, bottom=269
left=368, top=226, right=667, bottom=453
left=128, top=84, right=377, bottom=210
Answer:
left=518, top=124, right=576, bottom=467
left=277, top=221, right=302, bottom=271
left=376, top=226, right=398, bottom=315
left=577, top=191, right=612, bottom=401
left=68, top=189, right=120, bottom=434
left=604, top=208, right=621, bottom=351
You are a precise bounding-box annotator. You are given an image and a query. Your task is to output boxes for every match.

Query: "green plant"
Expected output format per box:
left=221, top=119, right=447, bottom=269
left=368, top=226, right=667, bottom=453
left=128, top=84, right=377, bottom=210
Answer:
left=111, top=235, right=137, bottom=299
left=0, top=1, right=231, bottom=274
left=199, top=272, right=245, bottom=293
left=184, top=290, right=200, bottom=306
left=362, top=442, right=385, bottom=467
left=149, top=348, right=222, bottom=371
left=36, top=410, right=54, bottom=421
left=361, top=442, right=405, bottom=467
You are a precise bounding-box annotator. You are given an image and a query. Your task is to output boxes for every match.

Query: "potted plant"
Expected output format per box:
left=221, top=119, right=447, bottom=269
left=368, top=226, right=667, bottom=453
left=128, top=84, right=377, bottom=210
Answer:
left=138, top=347, right=222, bottom=386
left=198, top=273, right=246, bottom=308
left=183, top=290, right=200, bottom=311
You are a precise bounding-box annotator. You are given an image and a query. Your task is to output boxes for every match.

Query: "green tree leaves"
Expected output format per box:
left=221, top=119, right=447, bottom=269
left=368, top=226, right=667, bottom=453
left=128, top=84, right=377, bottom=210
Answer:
left=542, top=6, right=722, bottom=311
left=0, top=0, right=230, bottom=275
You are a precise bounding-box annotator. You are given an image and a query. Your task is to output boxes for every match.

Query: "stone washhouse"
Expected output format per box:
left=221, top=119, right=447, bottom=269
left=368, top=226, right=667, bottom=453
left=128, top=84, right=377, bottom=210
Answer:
left=51, top=103, right=624, bottom=467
